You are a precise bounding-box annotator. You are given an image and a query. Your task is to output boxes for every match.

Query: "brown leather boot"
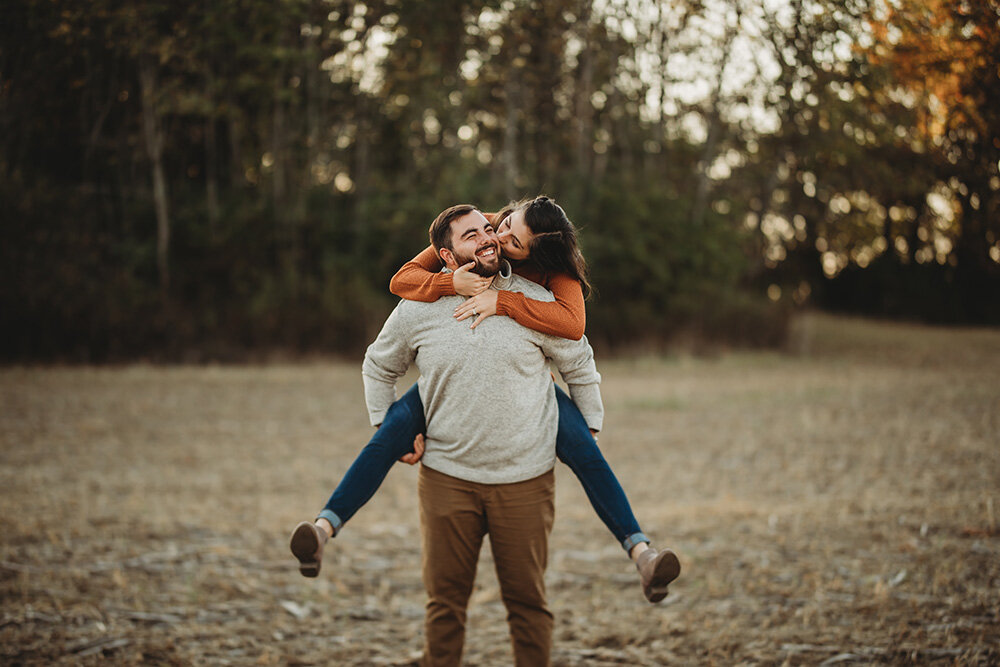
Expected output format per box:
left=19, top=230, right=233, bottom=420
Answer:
left=636, top=548, right=680, bottom=603
left=290, top=521, right=329, bottom=578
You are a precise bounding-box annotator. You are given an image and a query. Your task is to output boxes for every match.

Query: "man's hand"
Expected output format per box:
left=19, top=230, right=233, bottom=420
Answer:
left=452, top=263, right=491, bottom=297
left=454, top=290, right=499, bottom=330
left=399, top=433, right=425, bottom=465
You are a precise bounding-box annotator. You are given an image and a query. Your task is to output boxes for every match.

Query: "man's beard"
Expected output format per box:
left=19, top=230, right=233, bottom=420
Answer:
left=454, top=242, right=501, bottom=277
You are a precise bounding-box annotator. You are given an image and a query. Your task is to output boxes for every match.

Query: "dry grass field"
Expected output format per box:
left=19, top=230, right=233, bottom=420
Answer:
left=1, top=313, right=998, bottom=665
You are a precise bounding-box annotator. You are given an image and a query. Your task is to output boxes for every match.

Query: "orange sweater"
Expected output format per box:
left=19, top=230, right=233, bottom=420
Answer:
left=389, top=245, right=586, bottom=341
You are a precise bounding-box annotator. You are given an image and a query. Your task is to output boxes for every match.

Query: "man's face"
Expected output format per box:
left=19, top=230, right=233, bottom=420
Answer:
left=443, top=211, right=501, bottom=277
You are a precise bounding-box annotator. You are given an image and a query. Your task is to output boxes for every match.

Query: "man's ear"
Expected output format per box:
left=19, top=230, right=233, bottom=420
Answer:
left=439, top=247, right=457, bottom=269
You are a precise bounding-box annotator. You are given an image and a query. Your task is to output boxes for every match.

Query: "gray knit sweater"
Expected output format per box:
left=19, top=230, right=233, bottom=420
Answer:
left=362, top=262, right=604, bottom=485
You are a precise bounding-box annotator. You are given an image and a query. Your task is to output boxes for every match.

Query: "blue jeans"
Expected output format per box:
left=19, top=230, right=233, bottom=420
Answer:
left=319, top=384, right=649, bottom=552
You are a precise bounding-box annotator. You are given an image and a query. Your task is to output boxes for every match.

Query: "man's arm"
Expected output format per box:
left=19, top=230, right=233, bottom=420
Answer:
left=361, top=303, right=417, bottom=426
left=539, top=334, right=604, bottom=432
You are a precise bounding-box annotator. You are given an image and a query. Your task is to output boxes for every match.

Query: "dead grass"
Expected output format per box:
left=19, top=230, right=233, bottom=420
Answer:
left=1, top=313, right=998, bottom=665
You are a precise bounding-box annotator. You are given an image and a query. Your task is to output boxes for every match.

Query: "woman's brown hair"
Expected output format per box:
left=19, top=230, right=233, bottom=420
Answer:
left=503, top=196, right=592, bottom=299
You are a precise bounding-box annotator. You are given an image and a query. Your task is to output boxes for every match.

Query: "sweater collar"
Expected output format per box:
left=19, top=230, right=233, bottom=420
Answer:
left=494, top=260, right=513, bottom=285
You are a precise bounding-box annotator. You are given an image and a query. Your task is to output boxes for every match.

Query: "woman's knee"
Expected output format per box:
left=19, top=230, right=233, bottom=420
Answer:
left=556, top=425, right=606, bottom=472
left=372, top=385, right=426, bottom=457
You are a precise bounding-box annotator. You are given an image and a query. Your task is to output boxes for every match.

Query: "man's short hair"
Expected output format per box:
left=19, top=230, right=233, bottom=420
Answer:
left=429, top=204, right=479, bottom=252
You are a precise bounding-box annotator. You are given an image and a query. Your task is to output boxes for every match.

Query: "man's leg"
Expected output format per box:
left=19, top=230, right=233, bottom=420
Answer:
left=484, top=470, right=555, bottom=667
left=418, top=466, right=486, bottom=667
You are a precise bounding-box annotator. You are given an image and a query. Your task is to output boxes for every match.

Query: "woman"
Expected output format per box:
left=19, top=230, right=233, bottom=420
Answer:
left=291, top=196, right=679, bottom=603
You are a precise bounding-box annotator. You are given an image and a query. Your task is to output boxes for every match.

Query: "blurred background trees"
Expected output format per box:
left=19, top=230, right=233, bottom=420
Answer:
left=2, top=0, right=998, bottom=361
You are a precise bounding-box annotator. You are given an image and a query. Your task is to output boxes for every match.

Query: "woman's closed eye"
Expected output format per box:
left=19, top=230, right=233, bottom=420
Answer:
left=500, top=222, right=522, bottom=249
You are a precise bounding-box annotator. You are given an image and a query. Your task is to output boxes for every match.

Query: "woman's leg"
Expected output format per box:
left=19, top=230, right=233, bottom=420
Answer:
left=553, top=385, right=680, bottom=602
left=293, top=383, right=426, bottom=576
left=553, top=385, right=649, bottom=553
left=316, top=383, right=426, bottom=534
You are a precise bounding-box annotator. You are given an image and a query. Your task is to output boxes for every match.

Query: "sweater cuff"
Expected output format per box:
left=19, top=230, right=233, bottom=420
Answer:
left=581, top=413, right=603, bottom=432
left=368, top=410, right=387, bottom=427
left=433, top=272, right=458, bottom=297
left=495, top=289, right=516, bottom=317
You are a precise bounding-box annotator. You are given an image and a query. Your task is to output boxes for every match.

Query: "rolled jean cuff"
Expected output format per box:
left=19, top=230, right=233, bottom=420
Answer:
left=316, top=510, right=343, bottom=535
left=622, top=532, right=650, bottom=553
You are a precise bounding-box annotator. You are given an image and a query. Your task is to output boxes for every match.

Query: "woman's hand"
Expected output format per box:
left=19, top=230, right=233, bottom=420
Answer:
left=452, top=263, right=491, bottom=297
left=399, top=433, right=425, bottom=465
left=454, top=290, right=499, bottom=330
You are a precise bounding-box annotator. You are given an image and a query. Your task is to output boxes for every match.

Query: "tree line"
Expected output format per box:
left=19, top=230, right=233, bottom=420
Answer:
left=3, top=0, right=998, bottom=361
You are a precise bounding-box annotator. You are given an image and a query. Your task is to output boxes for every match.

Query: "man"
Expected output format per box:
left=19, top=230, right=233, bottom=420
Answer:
left=361, top=204, right=604, bottom=666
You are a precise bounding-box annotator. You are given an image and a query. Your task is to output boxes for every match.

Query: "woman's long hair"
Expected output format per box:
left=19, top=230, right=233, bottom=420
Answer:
left=505, top=196, right=592, bottom=299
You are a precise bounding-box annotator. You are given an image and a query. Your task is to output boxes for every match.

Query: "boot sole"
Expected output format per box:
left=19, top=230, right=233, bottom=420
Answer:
left=645, top=550, right=681, bottom=603
left=290, top=523, right=321, bottom=578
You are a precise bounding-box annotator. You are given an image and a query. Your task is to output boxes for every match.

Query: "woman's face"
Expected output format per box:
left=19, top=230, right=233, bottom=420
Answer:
left=496, top=209, right=534, bottom=261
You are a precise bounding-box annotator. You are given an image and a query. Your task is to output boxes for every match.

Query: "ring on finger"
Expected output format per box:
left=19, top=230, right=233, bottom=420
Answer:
left=473, top=308, right=478, bottom=316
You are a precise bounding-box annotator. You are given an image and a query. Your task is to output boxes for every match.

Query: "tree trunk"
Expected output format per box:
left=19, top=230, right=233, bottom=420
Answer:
left=272, top=71, right=287, bottom=219
left=353, top=92, right=372, bottom=239
left=205, top=77, right=220, bottom=234
left=690, top=5, right=739, bottom=227
left=573, top=0, right=593, bottom=187
left=571, top=0, right=595, bottom=211
left=690, top=114, right=720, bottom=227
left=300, top=28, right=319, bottom=226
left=503, top=76, right=520, bottom=199
left=139, top=60, right=170, bottom=295
left=227, top=93, right=244, bottom=189
left=272, top=68, right=300, bottom=293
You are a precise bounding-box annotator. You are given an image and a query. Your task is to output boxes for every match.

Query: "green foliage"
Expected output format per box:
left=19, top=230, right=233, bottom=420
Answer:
left=577, top=175, right=777, bottom=349
left=4, top=0, right=996, bottom=362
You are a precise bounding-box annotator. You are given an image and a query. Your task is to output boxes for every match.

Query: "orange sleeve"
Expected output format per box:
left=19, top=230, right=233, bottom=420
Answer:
left=388, top=245, right=455, bottom=302
left=496, top=271, right=586, bottom=340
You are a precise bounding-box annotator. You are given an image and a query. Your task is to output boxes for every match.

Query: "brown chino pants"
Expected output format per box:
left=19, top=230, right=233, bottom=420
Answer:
left=418, top=465, right=555, bottom=667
